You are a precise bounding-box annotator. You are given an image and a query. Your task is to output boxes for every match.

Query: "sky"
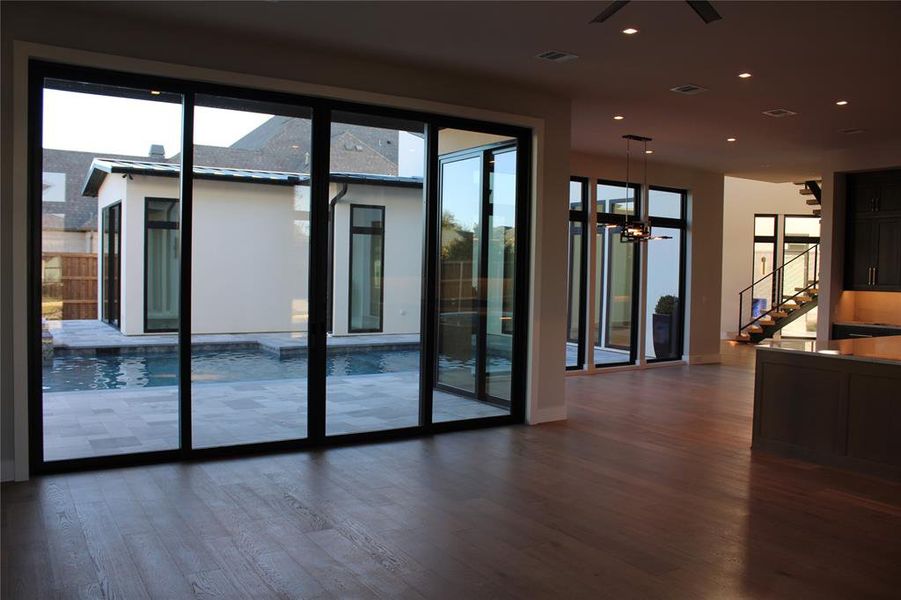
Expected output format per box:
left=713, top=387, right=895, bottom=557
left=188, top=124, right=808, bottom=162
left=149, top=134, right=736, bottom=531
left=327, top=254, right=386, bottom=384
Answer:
left=42, top=90, right=272, bottom=157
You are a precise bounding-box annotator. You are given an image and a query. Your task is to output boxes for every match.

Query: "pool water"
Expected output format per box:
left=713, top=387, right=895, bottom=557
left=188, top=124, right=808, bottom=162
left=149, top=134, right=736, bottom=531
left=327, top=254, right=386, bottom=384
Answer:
left=43, top=349, right=422, bottom=392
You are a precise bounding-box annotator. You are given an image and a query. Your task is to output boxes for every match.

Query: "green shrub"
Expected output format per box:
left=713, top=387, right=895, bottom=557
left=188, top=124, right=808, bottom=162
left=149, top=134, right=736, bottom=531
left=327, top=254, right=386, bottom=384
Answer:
left=654, top=295, right=678, bottom=315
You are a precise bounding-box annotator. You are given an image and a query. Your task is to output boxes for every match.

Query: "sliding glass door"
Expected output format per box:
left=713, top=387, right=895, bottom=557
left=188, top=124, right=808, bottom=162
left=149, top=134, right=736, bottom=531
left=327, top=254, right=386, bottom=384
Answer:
left=434, top=130, right=520, bottom=420
left=30, top=62, right=530, bottom=472
left=190, top=94, right=313, bottom=449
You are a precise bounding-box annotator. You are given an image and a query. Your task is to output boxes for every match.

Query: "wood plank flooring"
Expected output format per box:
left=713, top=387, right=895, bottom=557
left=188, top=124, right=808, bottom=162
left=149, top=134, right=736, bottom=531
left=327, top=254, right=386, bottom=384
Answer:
left=3, top=343, right=901, bottom=599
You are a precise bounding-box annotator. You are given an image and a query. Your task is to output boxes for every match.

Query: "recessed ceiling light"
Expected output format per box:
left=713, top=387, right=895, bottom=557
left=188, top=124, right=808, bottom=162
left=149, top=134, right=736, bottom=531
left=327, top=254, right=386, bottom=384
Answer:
left=613, top=115, right=624, bottom=120
left=835, top=100, right=848, bottom=106
left=738, top=72, right=752, bottom=79
left=645, top=149, right=654, bottom=154
left=291, top=144, right=300, bottom=149
left=622, top=27, right=639, bottom=35
left=727, top=137, right=736, bottom=142
left=150, top=90, right=161, bottom=95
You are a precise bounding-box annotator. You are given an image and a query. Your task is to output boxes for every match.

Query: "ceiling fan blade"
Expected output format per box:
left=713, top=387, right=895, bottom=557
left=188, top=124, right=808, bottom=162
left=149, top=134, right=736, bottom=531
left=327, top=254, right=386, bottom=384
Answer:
left=686, top=0, right=722, bottom=24
left=590, top=0, right=630, bottom=23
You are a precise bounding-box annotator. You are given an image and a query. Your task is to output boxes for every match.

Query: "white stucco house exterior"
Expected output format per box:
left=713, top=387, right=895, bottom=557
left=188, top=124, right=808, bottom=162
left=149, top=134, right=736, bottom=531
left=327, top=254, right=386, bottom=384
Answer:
left=83, top=158, right=424, bottom=336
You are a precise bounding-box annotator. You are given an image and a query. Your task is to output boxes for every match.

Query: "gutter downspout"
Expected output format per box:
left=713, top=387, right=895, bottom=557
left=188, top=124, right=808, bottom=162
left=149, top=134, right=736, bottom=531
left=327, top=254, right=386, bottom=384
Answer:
left=328, top=183, right=349, bottom=333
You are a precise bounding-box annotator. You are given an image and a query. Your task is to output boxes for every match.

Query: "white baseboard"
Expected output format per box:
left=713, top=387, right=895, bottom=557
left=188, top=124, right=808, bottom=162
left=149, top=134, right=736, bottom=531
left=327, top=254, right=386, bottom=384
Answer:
left=688, top=353, right=722, bottom=365
left=528, top=404, right=567, bottom=424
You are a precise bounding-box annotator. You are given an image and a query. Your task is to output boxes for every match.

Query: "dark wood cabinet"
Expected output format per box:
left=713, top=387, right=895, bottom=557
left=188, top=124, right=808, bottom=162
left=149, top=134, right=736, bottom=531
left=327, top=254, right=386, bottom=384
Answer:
left=845, top=170, right=901, bottom=291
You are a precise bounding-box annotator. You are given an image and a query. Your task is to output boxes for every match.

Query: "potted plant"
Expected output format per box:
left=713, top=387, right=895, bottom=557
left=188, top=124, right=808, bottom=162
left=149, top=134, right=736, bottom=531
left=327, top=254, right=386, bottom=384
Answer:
left=652, top=295, right=680, bottom=359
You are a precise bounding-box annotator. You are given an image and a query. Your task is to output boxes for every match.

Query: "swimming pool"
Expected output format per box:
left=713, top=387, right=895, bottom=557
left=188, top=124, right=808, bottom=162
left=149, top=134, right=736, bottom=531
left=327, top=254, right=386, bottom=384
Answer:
left=42, top=348, right=423, bottom=392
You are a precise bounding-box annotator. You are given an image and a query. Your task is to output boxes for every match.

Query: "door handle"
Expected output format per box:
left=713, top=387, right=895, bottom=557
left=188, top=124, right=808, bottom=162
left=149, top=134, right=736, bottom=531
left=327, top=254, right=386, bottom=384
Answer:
left=873, top=266, right=877, bottom=286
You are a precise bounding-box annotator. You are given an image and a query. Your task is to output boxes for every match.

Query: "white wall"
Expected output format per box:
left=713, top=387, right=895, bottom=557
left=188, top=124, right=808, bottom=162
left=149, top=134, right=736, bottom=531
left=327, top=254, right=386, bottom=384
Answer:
left=719, top=177, right=813, bottom=337
left=331, top=183, right=423, bottom=336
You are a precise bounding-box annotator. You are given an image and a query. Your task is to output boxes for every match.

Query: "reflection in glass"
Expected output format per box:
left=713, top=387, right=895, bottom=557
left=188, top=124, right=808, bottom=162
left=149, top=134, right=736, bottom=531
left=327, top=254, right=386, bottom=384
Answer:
left=435, top=128, right=516, bottom=422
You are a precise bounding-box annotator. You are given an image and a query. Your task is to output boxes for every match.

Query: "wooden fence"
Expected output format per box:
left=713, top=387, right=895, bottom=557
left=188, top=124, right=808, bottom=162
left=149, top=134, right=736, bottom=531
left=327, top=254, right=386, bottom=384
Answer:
left=42, top=252, right=97, bottom=320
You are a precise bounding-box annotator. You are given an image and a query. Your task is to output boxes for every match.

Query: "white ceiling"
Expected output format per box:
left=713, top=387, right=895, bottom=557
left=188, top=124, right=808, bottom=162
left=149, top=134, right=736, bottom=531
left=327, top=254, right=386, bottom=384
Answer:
left=66, top=1, right=901, bottom=182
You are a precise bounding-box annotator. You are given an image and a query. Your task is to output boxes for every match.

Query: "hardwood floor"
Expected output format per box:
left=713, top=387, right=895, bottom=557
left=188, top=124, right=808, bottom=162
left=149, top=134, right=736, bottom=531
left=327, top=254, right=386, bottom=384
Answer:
left=3, top=343, right=900, bottom=599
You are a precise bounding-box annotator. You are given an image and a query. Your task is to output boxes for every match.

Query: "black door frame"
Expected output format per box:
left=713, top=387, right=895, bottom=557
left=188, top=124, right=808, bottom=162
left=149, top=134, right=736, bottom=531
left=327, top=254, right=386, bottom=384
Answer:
left=595, top=179, right=642, bottom=368
left=565, top=176, right=588, bottom=370
left=434, top=141, right=519, bottom=408
left=645, top=185, right=688, bottom=364
left=27, top=60, right=531, bottom=475
left=100, top=201, right=122, bottom=328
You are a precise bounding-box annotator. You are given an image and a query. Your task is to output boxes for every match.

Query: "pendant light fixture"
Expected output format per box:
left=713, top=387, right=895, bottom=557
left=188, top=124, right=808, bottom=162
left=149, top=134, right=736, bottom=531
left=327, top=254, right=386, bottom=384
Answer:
left=619, top=134, right=671, bottom=243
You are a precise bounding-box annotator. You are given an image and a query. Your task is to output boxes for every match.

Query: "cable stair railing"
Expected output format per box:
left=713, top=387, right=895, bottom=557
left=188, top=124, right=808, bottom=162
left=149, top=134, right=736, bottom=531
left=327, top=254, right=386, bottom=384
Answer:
left=735, top=243, right=820, bottom=343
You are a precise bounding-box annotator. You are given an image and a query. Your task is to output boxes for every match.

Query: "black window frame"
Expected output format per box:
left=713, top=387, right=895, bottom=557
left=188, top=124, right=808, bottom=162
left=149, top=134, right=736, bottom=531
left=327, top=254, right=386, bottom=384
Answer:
left=566, top=176, right=588, bottom=370
left=595, top=178, right=642, bottom=368
left=27, top=59, right=532, bottom=475
left=645, top=185, right=687, bottom=364
left=143, top=197, right=180, bottom=334
left=347, top=203, right=386, bottom=334
left=101, top=201, right=122, bottom=328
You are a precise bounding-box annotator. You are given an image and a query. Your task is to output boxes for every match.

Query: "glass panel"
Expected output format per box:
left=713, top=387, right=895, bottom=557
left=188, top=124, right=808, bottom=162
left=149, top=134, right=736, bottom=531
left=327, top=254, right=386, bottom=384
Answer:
left=565, top=221, right=583, bottom=368
left=784, top=215, right=820, bottom=238
left=349, top=205, right=384, bottom=333
left=485, top=147, right=517, bottom=401
left=780, top=241, right=819, bottom=339
left=40, top=79, right=183, bottom=461
left=434, top=128, right=515, bottom=422
left=145, top=199, right=179, bottom=332
left=754, top=215, right=776, bottom=237
left=648, top=188, right=682, bottom=219
left=326, top=111, right=425, bottom=435
left=191, top=95, right=312, bottom=448
left=595, top=223, right=635, bottom=365
left=645, top=228, right=683, bottom=360
left=569, top=179, right=583, bottom=211
left=597, top=182, right=636, bottom=215
left=437, top=154, right=480, bottom=395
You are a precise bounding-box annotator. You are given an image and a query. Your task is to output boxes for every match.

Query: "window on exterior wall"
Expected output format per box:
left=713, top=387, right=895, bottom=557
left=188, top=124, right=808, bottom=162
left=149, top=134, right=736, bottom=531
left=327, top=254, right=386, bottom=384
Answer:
left=781, top=215, right=820, bottom=338
left=565, top=177, right=588, bottom=369
left=595, top=181, right=639, bottom=367
left=349, top=205, right=385, bottom=333
left=645, top=187, right=686, bottom=361
left=144, top=198, right=179, bottom=332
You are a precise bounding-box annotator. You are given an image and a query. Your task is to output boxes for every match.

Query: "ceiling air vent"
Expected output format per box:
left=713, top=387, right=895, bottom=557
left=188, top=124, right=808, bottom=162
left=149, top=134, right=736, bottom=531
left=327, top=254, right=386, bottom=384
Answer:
left=669, top=84, right=708, bottom=95
left=762, top=108, right=798, bottom=118
left=535, top=50, right=579, bottom=63
left=839, top=128, right=866, bottom=135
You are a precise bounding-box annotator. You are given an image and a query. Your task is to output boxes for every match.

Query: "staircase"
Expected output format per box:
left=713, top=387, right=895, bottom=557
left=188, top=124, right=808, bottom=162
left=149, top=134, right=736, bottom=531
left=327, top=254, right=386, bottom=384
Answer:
left=797, top=179, right=822, bottom=216
left=735, top=243, right=820, bottom=343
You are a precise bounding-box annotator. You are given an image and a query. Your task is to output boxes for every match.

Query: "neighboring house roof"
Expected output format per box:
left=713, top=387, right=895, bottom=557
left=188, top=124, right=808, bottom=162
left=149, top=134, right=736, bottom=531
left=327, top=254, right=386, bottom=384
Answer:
left=82, top=158, right=422, bottom=197
left=45, top=116, right=406, bottom=230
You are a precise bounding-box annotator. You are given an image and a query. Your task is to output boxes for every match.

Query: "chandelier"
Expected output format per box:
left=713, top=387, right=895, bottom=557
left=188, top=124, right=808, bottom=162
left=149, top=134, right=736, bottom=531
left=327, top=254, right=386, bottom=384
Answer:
left=619, top=134, right=671, bottom=243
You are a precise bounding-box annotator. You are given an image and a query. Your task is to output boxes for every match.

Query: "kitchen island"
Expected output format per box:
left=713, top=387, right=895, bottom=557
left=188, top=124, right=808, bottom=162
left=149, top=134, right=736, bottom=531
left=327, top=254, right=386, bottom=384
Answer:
left=753, top=335, right=901, bottom=479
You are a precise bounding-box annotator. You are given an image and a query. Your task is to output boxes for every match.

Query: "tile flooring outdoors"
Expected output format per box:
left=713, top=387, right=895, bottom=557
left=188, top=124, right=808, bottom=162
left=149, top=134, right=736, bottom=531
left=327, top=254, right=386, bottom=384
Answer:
left=41, top=321, right=508, bottom=461
left=43, top=373, right=505, bottom=460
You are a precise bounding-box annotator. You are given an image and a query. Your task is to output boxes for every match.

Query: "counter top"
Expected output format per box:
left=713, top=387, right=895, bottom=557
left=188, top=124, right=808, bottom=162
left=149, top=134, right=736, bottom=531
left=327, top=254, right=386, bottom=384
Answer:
left=757, top=334, right=901, bottom=366
left=833, top=321, right=901, bottom=329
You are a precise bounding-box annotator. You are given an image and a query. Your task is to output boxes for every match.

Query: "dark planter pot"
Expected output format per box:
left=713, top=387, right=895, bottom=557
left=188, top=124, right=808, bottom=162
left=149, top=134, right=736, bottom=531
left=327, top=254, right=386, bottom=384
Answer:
left=652, top=313, right=676, bottom=359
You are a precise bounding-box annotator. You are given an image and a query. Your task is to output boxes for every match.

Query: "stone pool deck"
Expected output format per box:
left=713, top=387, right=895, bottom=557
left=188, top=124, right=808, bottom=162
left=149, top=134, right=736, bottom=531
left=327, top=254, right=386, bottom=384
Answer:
left=47, top=320, right=419, bottom=357
left=43, top=372, right=507, bottom=461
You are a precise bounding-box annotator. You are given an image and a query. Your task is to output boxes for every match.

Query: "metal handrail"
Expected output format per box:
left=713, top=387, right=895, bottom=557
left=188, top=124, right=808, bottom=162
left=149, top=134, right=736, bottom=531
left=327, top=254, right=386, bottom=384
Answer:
left=737, top=242, right=820, bottom=296
left=738, top=242, right=819, bottom=333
